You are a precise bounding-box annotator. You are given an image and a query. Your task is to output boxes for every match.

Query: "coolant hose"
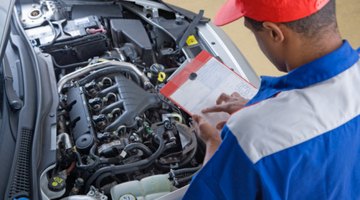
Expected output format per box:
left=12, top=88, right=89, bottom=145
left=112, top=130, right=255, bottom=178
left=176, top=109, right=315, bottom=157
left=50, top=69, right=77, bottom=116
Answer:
left=75, top=145, right=100, bottom=170
left=171, top=165, right=202, bottom=176
left=122, top=143, right=153, bottom=157
left=84, top=134, right=165, bottom=190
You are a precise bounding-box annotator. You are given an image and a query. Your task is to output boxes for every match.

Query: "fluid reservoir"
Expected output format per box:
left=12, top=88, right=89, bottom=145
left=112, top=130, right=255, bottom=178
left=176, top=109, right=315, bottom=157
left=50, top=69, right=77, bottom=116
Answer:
left=110, top=174, right=174, bottom=200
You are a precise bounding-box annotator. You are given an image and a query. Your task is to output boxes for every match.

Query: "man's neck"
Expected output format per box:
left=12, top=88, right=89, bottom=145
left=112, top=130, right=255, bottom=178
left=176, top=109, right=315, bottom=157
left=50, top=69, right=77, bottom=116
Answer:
left=286, top=34, right=343, bottom=72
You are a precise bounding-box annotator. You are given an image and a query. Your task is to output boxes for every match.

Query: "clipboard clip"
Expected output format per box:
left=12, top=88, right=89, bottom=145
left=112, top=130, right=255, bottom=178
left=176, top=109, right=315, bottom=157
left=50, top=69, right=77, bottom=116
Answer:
left=189, top=72, right=197, bottom=80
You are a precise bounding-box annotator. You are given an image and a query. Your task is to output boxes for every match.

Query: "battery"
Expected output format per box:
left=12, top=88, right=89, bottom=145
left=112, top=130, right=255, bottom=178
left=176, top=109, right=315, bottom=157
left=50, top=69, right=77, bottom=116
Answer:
left=63, top=16, right=101, bottom=38
left=25, top=15, right=102, bottom=46
left=24, top=16, right=109, bottom=65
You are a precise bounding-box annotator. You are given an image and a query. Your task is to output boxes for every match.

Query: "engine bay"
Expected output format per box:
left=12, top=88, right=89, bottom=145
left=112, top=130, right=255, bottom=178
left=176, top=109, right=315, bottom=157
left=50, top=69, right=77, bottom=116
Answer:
left=18, top=0, right=209, bottom=199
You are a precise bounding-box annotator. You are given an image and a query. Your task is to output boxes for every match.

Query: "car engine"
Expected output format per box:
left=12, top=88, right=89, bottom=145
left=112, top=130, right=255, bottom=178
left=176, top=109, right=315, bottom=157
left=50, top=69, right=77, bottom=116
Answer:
left=19, top=0, right=208, bottom=199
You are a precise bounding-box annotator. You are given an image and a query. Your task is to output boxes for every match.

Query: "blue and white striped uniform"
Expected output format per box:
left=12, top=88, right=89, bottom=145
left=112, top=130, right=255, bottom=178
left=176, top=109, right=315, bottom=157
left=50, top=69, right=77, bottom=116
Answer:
left=183, top=41, right=360, bottom=199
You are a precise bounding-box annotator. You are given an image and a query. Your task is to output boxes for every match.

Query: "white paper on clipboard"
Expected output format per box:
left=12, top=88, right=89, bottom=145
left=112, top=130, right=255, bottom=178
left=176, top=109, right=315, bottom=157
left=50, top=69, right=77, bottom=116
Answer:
left=160, top=51, right=258, bottom=125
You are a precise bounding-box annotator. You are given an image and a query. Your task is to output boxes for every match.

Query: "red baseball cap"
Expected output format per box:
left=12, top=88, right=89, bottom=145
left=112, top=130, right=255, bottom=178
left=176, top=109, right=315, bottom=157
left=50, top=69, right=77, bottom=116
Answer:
left=214, top=0, right=330, bottom=26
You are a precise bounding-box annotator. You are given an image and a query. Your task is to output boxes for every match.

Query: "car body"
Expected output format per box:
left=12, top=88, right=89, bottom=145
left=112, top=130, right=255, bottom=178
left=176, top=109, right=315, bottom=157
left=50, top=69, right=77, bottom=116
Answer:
left=0, top=0, right=259, bottom=199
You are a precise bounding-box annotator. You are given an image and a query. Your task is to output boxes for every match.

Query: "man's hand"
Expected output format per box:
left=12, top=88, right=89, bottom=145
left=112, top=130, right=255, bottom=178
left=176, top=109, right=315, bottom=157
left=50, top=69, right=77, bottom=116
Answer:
left=192, top=115, right=221, bottom=165
left=202, top=92, right=249, bottom=114
left=202, top=92, right=249, bottom=129
left=192, top=115, right=221, bottom=145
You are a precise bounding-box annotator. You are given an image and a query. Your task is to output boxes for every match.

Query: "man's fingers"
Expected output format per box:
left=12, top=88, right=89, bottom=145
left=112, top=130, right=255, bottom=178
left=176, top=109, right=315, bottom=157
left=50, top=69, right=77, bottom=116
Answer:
left=231, top=92, right=241, bottom=98
left=202, top=104, right=228, bottom=113
left=216, top=93, right=231, bottom=105
left=216, top=121, right=226, bottom=130
left=192, top=114, right=202, bottom=124
left=203, top=92, right=248, bottom=114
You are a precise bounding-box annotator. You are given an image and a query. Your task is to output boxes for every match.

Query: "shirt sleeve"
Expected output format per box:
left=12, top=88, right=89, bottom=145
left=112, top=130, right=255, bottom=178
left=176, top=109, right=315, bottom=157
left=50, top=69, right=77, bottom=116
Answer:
left=183, top=125, right=261, bottom=200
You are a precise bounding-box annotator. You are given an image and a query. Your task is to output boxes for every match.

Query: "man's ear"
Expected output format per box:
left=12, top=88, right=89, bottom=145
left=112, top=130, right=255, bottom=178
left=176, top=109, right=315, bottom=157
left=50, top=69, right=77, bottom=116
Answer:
left=262, top=22, right=285, bottom=43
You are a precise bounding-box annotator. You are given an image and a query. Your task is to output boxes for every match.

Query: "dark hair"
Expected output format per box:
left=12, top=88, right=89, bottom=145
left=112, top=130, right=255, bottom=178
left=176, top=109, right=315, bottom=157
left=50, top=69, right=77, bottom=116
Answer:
left=245, top=0, right=337, bottom=38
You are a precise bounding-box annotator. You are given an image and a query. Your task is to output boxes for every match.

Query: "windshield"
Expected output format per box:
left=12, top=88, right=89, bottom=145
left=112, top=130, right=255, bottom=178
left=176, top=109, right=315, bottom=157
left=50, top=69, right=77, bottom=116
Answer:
left=0, top=0, right=15, bottom=59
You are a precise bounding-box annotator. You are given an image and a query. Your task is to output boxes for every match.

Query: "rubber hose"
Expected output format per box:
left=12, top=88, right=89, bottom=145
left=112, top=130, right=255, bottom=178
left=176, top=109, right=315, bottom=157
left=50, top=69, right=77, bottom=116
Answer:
left=172, top=165, right=202, bottom=176
left=123, top=143, right=153, bottom=156
left=84, top=134, right=165, bottom=190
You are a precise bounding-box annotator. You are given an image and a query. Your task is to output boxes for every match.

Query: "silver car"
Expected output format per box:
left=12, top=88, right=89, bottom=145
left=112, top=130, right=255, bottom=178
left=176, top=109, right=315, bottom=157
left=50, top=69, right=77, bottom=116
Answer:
left=0, top=0, right=259, bottom=199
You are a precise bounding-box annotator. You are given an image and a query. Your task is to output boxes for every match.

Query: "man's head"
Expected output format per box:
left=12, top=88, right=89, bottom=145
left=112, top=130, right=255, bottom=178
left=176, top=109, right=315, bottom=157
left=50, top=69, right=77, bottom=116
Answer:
left=215, top=0, right=341, bottom=72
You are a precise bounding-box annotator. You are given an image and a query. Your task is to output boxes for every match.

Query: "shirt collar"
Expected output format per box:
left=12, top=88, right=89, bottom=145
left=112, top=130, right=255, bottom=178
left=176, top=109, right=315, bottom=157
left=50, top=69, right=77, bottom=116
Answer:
left=247, top=40, right=359, bottom=105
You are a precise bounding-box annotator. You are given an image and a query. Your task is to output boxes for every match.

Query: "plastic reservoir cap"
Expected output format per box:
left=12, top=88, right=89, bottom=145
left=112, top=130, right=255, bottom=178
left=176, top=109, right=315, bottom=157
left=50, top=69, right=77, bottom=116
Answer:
left=48, top=176, right=66, bottom=192
left=119, top=194, right=137, bottom=200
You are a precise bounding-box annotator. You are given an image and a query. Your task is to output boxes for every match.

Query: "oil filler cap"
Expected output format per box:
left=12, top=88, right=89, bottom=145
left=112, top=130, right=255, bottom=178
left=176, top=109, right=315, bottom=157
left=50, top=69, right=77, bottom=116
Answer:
left=48, top=176, right=66, bottom=192
left=76, top=134, right=94, bottom=153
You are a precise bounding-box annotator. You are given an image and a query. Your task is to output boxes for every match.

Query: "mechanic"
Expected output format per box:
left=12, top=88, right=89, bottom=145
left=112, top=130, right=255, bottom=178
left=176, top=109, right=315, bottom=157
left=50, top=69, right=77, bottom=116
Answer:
left=184, top=0, right=360, bottom=199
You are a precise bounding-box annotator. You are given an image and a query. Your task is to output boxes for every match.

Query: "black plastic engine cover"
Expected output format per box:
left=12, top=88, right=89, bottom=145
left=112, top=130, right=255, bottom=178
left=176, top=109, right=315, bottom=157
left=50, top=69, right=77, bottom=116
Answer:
left=104, top=75, right=161, bottom=131
left=110, top=19, right=155, bottom=65
left=71, top=4, right=123, bottom=19
left=66, top=86, right=94, bottom=153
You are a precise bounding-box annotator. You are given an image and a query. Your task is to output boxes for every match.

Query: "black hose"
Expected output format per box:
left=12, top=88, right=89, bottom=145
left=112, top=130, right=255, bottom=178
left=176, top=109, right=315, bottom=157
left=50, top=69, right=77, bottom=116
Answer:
left=176, top=175, right=193, bottom=184
left=75, top=150, right=100, bottom=170
left=78, top=66, right=142, bottom=86
left=75, top=151, right=83, bottom=164
left=171, top=165, right=202, bottom=176
left=84, top=134, right=166, bottom=190
left=99, top=157, right=122, bottom=164
left=96, top=143, right=153, bottom=165
left=95, top=172, right=113, bottom=188
left=123, top=143, right=153, bottom=156
left=76, top=144, right=112, bottom=170
left=94, top=144, right=153, bottom=187
left=89, top=144, right=116, bottom=164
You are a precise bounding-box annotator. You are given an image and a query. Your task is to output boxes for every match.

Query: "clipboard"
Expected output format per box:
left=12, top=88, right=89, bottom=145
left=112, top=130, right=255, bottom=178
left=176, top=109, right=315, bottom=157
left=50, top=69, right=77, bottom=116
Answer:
left=160, top=50, right=258, bottom=125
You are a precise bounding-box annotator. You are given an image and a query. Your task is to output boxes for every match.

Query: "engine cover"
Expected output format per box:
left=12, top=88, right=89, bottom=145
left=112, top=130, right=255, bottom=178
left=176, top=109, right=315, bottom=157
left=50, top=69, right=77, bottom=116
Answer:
left=102, top=75, right=161, bottom=131
left=66, top=86, right=95, bottom=153
left=66, top=73, right=161, bottom=152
